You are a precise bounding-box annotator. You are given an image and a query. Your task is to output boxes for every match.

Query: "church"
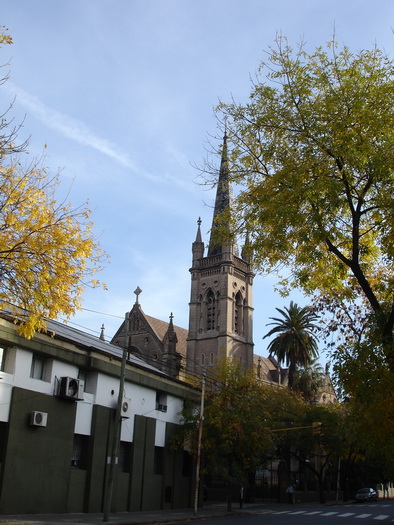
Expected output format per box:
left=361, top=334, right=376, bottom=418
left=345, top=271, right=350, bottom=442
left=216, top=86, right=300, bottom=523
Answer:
left=111, top=133, right=283, bottom=385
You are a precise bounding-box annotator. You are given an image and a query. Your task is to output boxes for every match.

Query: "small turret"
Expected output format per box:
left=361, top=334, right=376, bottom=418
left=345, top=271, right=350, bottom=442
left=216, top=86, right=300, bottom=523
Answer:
left=192, top=217, right=204, bottom=263
left=162, top=313, right=181, bottom=378
left=241, top=230, right=252, bottom=263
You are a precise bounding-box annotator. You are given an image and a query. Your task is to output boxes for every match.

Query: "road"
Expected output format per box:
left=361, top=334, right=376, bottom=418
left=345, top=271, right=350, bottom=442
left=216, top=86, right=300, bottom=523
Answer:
left=184, top=501, right=394, bottom=525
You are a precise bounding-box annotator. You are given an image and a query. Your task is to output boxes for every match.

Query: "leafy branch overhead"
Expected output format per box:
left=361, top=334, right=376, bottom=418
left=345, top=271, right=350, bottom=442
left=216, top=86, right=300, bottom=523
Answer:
left=216, top=36, right=394, bottom=367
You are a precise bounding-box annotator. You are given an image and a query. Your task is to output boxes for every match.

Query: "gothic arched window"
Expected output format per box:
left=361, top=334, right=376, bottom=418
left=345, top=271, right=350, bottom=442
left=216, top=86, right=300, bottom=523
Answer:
left=234, top=291, right=244, bottom=335
left=206, top=289, right=216, bottom=331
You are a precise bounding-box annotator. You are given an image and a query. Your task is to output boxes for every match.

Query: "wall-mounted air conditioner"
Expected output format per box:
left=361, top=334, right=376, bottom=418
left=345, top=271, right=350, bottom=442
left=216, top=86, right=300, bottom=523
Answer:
left=30, top=411, right=48, bottom=427
left=58, top=377, right=84, bottom=401
left=121, top=397, right=132, bottom=419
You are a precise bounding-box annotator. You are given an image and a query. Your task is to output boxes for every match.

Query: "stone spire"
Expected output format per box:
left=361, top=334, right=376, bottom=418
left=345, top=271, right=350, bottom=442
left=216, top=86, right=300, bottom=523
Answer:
left=208, top=132, right=238, bottom=257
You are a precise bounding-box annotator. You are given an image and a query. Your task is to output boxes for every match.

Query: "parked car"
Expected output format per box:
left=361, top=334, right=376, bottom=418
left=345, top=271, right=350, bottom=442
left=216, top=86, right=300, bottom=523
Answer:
left=355, top=487, right=377, bottom=502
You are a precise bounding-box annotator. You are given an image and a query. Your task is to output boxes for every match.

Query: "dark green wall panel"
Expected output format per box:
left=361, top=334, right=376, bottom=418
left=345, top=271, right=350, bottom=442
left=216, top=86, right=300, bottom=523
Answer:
left=0, top=387, right=76, bottom=513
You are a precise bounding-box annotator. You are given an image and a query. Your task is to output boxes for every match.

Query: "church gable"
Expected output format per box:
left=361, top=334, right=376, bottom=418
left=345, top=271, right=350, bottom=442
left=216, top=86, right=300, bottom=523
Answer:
left=144, top=315, right=188, bottom=358
left=111, top=296, right=187, bottom=378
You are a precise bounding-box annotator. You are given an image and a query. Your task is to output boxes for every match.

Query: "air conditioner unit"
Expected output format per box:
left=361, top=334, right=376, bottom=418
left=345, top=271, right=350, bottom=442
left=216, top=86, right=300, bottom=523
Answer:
left=121, top=397, right=132, bottom=419
left=59, top=377, right=84, bottom=401
left=30, top=411, right=48, bottom=427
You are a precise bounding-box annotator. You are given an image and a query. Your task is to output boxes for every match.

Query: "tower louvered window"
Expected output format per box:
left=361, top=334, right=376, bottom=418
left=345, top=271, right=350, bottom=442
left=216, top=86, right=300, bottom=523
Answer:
left=206, top=290, right=216, bottom=331
left=234, top=291, right=244, bottom=335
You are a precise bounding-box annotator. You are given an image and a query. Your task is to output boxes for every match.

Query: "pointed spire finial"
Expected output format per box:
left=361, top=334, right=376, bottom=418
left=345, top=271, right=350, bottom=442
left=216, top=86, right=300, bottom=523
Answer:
left=195, top=217, right=203, bottom=243
left=100, top=324, right=105, bottom=341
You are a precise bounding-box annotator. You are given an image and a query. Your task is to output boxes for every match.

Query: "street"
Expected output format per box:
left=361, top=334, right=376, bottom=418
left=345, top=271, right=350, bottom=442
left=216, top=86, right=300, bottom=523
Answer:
left=179, top=501, right=394, bottom=525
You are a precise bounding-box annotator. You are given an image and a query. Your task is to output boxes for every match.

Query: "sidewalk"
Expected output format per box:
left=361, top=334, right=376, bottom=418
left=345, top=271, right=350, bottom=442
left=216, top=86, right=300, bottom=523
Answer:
left=0, top=499, right=352, bottom=525
left=0, top=502, right=260, bottom=525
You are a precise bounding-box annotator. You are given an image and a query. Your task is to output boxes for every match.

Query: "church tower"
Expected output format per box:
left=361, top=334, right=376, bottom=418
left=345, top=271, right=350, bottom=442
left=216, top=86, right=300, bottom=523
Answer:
left=186, top=133, right=254, bottom=375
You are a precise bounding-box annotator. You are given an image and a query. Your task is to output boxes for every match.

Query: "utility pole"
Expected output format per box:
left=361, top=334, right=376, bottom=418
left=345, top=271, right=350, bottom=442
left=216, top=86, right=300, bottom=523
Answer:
left=194, top=369, right=206, bottom=516
left=103, top=312, right=129, bottom=522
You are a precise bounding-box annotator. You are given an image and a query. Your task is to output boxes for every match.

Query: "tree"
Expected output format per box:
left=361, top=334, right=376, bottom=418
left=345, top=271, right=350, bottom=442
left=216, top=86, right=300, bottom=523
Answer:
left=332, top=339, right=394, bottom=480
left=283, top=403, right=345, bottom=504
left=175, top=359, right=304, bottom=510
left=216, top=37, right=394, bottom=369
left=0, top=29, right=105, bottom=338
left=264, top=301, right=319, bottom=388
left=292, top=359, right=325, bottom=404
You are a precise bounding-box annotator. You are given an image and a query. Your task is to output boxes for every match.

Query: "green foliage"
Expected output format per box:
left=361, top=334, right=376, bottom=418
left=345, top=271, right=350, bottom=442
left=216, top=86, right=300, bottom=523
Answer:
left=216, top=36, right=394, bottom=366
left=279, top=401, right=346, bottom=503
left=333, top=341, right=394, bottom=479
left=264, top=301, right=320, bottom=388
left=292, top=359, right=325, bottom=403
left=176, top=359, right=305, bottom=489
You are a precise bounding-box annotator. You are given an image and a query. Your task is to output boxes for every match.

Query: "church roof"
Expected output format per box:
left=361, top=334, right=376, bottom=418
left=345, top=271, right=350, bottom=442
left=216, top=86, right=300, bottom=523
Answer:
left=144, top=314, right=188, bottom=357
left=254, top=353, right=287, bottom=385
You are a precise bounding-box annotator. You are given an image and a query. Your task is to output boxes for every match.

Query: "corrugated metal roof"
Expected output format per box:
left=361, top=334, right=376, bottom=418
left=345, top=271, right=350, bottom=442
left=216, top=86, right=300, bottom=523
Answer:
left=0, top=310, right=166, bottom=375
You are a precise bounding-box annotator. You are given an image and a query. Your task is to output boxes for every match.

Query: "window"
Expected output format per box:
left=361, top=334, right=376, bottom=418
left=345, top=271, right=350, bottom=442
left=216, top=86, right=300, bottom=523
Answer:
left=210, top=352, right=214, bottom=366
left=71, top=434, right=89, bottom=469
left=201, top=353, right=205, bottom=366
left=119, top=441, right=132, bottom=473
left=156, top=392, right=167, bottom=412
left=154, top=446, right=164, bottom=475
left=30, top=355, right=45, bottom=380
left=206, top=290, right=216, bottom=331
left=234, top=292, right=244, bottom=335
left=0, top=347, right=7, bottom=371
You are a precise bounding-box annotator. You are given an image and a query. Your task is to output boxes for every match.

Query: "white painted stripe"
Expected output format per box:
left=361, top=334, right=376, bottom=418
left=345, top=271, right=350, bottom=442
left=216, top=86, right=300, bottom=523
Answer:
left=355, top=514, right=373, bottom=518
left=290, top=510, right=307, bottom=515
left=273, top=511, right=291, bottom=515
left=304, top=511, right=323, bottom=515
left=338, top=512, right=356, bottom=517
left=374, top=515, right=389, bottom=520
left=321, top=511, right=338, bottom=516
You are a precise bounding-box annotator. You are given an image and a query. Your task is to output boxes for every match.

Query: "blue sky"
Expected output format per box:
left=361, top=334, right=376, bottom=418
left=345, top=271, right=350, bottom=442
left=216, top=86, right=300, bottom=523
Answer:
left=1, top=1, right=393, bottom=362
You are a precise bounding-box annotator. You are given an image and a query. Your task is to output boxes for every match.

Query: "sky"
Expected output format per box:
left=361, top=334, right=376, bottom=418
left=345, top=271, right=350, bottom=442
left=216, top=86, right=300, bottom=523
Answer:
left=1, top=1, right=393, bottom=364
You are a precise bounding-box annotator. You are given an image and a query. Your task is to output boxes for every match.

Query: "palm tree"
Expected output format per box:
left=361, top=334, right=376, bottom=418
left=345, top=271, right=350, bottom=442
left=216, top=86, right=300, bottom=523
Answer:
left=264, top=301, right=319, bottom=389
left=292, top=359, right=325, bottom=403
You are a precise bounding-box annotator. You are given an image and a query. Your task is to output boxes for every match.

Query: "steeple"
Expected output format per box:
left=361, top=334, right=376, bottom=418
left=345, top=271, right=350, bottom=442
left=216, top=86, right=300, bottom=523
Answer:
left=187, top=132, right=254, bottom=375
left=208, top=132, right=238, bottom=257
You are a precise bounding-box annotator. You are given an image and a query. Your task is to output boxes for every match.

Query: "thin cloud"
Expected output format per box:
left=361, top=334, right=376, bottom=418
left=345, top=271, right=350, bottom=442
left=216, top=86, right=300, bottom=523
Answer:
left=6, top=82, right=161, bottom=181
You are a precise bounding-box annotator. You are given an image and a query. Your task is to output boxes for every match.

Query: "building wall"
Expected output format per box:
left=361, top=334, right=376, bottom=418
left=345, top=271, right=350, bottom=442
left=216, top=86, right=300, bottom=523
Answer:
left=0, top=318, right=196, bottom=515
left=187, top=252, right=254, bottom=374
